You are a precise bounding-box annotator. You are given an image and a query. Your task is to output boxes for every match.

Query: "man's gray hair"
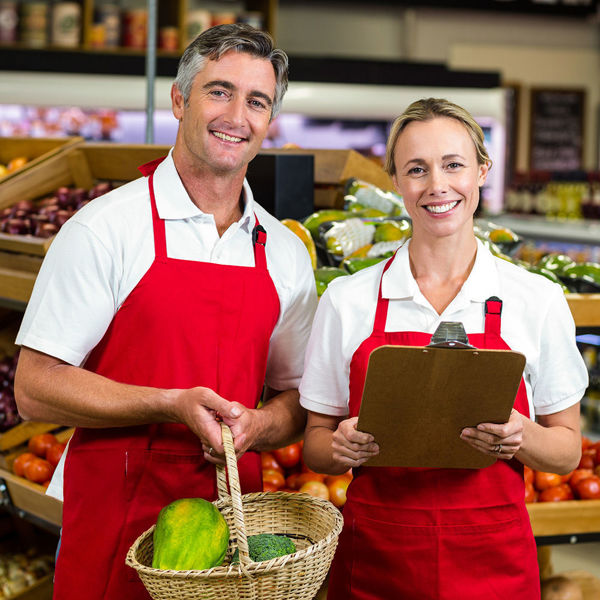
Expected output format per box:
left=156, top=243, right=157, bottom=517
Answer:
left=174, top=23, right=288, bottom=119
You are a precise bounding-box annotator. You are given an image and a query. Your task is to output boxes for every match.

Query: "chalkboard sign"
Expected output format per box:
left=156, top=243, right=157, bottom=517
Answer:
left=529, top=88, right=585, bottom=172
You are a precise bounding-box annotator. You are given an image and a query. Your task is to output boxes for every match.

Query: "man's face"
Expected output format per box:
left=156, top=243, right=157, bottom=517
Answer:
left=172, top=50, right=277, bottom=176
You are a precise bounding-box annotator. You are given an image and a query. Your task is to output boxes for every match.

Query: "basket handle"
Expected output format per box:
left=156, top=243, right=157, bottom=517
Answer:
left=216, top=423, right=251, bottom=566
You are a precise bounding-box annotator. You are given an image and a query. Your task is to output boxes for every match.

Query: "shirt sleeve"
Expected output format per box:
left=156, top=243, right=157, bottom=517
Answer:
left=299, top=287, right=351, bottom=416
left=530, top=285, right=589, bottom=416
left=16, top=219, right=119, bottom=366
left=264, top=240, right=318, bottom=391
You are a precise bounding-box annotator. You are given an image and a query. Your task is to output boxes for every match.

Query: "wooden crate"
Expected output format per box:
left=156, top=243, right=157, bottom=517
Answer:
left=0, top=143, right=172, bottom=255
left=258, top=149, right=395, bottom=209
left=0, top=137, right=83, bottom=185
left=10, top=573, right=53, bottom=600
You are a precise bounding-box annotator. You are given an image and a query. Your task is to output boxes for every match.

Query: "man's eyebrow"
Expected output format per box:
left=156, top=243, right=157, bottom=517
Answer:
left=202, top=80, right=273, bottom=106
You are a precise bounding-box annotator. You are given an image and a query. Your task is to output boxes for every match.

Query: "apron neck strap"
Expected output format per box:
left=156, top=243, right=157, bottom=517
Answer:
left=484, top=296, right=503, bottom=337
left=251, top=216, right=268, bottom=270
left=372, top=255, right=396, bottom=334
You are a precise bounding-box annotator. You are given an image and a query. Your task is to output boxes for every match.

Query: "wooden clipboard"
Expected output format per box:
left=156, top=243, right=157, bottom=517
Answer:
left=356, top=345, right=526, bottom=469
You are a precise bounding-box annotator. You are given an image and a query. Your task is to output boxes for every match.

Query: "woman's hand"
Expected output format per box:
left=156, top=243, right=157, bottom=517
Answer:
left=460, top=409, right=524, bottom=460
left=332, top=416, right=380, bottom=468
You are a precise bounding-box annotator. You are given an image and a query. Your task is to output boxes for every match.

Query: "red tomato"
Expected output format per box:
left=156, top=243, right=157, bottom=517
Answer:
left=285, top=472, right=302, bottom=490
left=596, top=465, right=600, bottom=478
left=590, top=442, right=600, bottom=465
left=578, top=452, right=595, bottom=470
left=539, top=483, right=574, bottom=503
left=273, top=443, right=301, bottom=469
left=46, top=442, right=67, bottom=468
left=261, top=452, right=283, bottom=474
left=262, top=482, right=279, bottom=492
left=325, top=471, right=353, bottom=487
left=523, top=465, right=534, bottom=487
left=560, top=471, right=573, bottom=484
left=24, top=458, right=54, bottom=484
left=524, top=482, right=537, bottom=503
left=262, top=468, right=285, bottom=490
left=569, top=469, right=594, bottom=488
left=12, top=452, right=36, bottom=478
left=534, top=471, right=562, bottom=491
left=299, top=480, right=329, bottom=501
left=582, top=436, right=592, bottom=450
left=327, top=477, right=350, bottom=508
left=295, top=472, right=326, bottom=488
left=28, top=433, right=58, bottom=458
left=575, top=475, right=600, bottom=500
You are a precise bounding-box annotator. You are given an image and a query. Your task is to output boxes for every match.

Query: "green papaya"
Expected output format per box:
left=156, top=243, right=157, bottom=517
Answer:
left=152, top=498, right=229, bottom=571
left=314, top=267, right=348, bottom=296
left=526, top=266, right=570, bottom=293
left=373, top=220, right=412, bottom=243
left=302, top=210, right=349, bottom=239
left=343, top=256, right=387, bottom=274
left=561, top=262, right=600, bottom=284
left=537, top=254, right=576, bottom=274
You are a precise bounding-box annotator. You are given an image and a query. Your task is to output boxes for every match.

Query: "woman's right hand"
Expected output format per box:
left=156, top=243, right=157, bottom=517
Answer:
left=332, top=416, right=379, bottom=468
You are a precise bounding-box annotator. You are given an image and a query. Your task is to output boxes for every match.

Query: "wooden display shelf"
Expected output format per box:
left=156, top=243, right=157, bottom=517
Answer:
left=0, top=468, right=62, bottom=528
left=527, top=500, right=600, bottom=537
left=566, top=294, right=600, bottom=327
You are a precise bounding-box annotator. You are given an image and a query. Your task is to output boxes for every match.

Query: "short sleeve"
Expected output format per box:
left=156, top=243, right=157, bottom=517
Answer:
left=16, top=220, right=119, bottom=366
left=299, top=288, right=350, bottom=416
left=264, top=241, right=318, bottom=391
left=531, top=286, right=588, bottom=415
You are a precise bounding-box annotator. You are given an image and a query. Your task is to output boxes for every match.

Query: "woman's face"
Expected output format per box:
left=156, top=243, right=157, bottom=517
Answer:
left=392, top=116, right=488, bottom=241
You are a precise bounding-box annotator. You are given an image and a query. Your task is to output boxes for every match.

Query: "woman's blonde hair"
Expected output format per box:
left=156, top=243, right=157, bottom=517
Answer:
left=384, top=98, right=492, bottom=176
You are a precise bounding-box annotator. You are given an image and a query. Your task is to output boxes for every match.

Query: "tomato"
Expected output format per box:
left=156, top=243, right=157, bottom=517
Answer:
left=539, top=483, right=574, bottom=503
left=285, top=472, right=302, bottom=490
left=299, top=480, right=329, bottom=501
left=262, top=482, right=279, bottom=492
left=28, top=433, right=58, bottom=458
left=261, top=452, right=283, bottom=474
left=12, top=452, right=36, bottom=478
left=46, top=442, right=67, bottom=468
left=273, top=443, right=301, bottom=469
left=569, top=468, right=594, bottom=488
left=523, top=465, right=534, bottom=487
left=327, top=477, right=350, bottom=508
left=524, top=482, right=537, bottom=503
left=590, top=442, right=600, bottom=466
left=560, top=471, right=573, bottom=484
left=262, top=468, right=285, bottom=490
left=578, top=452, right=595, bottom=471
left=294, top=472, right=326, bottom=489
left=582, top=436, right=592, bottom=450
left=325, top=471, right=353, bottom=487
left=534, top=471, right=562, bottom=491
left=574, top=475, right=600, bottom=500
left=24, top=458, right=54, bottom=484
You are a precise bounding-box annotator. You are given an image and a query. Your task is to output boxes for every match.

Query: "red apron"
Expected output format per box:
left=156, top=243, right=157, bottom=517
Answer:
left=327, top=255, right=540, bottom=600
left=53, top=158, right=280, bottom=600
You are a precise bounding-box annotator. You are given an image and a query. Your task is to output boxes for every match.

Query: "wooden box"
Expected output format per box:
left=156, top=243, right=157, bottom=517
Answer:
left=0, top=137, right=83, bottom=184
left=257, top=149, right=395, bottom=209
left=527, top=499, right=600, bottom=537
left=0, top=143, right=172, bottom=256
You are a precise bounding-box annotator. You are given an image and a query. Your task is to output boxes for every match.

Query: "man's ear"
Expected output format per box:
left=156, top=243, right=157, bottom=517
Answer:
left=171, top=83, right=184, bottom=120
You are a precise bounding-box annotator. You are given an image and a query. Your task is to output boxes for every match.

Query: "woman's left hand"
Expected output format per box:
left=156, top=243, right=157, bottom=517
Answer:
left=460, top=409, right=525, bottom=460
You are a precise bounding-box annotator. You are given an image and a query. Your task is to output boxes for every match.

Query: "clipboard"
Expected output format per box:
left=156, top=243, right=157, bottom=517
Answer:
left=356, top=343, right=526, bottom=469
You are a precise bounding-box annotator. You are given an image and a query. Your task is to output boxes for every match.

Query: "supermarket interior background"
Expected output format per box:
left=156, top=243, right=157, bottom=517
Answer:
left=1, top=0, right=600, bottom=598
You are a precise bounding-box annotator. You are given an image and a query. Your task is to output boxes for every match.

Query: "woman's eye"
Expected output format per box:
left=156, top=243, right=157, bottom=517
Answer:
left=407, top=166, right=424, bottom=175
left=447, top=162, right=463, bottom=170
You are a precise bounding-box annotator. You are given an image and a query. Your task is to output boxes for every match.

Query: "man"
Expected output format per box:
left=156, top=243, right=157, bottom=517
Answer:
left=14, top=24, right=317, bottom=599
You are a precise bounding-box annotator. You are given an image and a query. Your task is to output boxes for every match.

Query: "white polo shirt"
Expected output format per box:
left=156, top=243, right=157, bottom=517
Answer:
left=17, top=149, right=318, bottom=500
left=299, top=238, right=588, bottom=420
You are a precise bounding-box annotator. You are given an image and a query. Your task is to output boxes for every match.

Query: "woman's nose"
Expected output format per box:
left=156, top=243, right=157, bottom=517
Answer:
left=428, top=168, right=448, bottom=194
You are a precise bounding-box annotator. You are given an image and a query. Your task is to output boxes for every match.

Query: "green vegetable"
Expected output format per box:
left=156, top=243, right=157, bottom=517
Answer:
left=314, top=267, right=348, bottom=296
left=343, top=256, right=387, bottom=274
left=152, top=498, right=229, bottom=571
left=231, top=534, right=296, bottom=563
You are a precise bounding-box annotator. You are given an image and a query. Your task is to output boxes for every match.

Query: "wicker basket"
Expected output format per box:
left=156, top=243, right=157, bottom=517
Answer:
left=126, top=423, right=343, bottom=600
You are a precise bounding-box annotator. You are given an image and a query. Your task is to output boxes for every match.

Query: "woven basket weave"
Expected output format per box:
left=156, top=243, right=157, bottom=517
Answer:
left=126, top=423, right=343, bottom=600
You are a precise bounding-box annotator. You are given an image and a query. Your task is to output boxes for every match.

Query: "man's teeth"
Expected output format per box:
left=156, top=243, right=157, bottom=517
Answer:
left=426, top=201, right=459, bottom=214
left=213, top=131, right=243, bottom=143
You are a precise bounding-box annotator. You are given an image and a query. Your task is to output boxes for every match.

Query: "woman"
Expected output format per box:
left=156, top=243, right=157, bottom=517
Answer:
left=299, top=98, right=588, bottom=599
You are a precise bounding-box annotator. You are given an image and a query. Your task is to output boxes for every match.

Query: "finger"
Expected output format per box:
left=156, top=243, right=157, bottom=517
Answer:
left=203, top=450, right=226, bottom=465
left=198, top=389, right=242, bottom=420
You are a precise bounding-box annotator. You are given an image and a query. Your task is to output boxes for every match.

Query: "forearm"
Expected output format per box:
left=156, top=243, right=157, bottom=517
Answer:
left=517, top=409, right=581, bottom=475
left=15, top=347, right=177, bottom=428
left=249, top=389, right=306, bottom=452
left=304, top=425, right=347, bottom=475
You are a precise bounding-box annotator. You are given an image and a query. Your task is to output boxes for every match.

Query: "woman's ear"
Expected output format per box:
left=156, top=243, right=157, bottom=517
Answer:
left=477, top=162, right=490, bottom=187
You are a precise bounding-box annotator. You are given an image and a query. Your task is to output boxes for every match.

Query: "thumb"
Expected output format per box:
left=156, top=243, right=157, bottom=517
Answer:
left=200, top=389, right=242, bottom=418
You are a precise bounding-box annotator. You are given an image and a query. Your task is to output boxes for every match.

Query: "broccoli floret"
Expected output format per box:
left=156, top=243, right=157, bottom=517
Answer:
left=231, top=534, right=296, bottom=563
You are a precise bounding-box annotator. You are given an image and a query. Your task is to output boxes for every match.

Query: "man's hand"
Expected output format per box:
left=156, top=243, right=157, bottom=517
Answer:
left=331, top=416, right=379, bottom=468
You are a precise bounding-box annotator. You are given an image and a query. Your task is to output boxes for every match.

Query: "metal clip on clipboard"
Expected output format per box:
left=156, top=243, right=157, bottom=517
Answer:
left=428, top=321, right=475, bottom=349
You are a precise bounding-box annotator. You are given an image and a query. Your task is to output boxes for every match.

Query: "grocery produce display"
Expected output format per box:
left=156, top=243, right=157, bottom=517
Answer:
left=0, top=182, right=114, bottom=238
left=0, top=156, right=28, bottom=180
left=261, top=443, right=352, bottom=509
left=525, top=437, right=600, bottom=503
left=0, top=353, right=21, bottom=432
left=10, top=431, right=66, bottom=487
left=0, top=550, right=54, bottom=598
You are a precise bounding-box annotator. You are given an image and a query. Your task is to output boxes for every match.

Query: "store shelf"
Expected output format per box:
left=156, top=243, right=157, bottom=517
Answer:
left=567, top=295, right=600, bottom=328
left=528, top=500, right=600, bottom=544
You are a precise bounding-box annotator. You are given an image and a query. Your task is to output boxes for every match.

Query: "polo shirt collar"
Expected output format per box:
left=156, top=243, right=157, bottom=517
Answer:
left=152, top=149, right=254, bottom=231
left=381, top=237, right=500, bottom=303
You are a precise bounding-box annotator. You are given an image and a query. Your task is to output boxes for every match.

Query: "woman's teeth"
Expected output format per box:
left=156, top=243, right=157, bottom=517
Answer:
left=213, top=131, right=243, bottom=143
left=426, top=201, right=459, bottom=214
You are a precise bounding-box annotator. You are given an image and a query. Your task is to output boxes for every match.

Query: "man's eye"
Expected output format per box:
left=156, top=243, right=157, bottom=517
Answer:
left=249, top=99, right=267, bottom=110
left=210, top=90, right=227, bottom=97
